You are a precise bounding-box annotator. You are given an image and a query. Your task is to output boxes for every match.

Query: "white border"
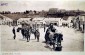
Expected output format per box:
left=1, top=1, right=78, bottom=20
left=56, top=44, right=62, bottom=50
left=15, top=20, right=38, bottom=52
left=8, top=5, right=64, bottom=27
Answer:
left=0, top=0, right=85, bottom=55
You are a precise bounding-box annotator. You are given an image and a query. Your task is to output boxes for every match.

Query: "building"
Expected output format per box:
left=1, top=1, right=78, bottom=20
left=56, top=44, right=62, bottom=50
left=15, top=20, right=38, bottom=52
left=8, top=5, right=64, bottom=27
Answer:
left=33, top=17, right=61, bottom=27
left=78, top=14, right=85, bottom=32
left=17, top=18, right=32, bottom=25
left=72, top=14, right=85, bottom=33
left=43, top=18, right=61, bottom=26
left=0, top=14, right=13, bottom=25
left=32, top=17, right=45, bottom=28
left=64, top=16, right=75, bottom=27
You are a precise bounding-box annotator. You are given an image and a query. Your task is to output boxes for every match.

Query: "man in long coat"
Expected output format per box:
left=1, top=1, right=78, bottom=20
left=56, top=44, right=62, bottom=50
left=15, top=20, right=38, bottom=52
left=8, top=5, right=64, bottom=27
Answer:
left=12, top=27, right=16, bottom=39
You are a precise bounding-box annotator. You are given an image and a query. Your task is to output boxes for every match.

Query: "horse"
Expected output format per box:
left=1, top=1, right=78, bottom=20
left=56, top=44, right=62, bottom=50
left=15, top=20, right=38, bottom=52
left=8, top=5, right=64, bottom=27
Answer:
left=34, top=29, right=40, bottom=42
left=17, top=25, right=32, bottom=42
left=45, top=30, right=63, bottom=51
left=17, top=27, right=26, bottom=39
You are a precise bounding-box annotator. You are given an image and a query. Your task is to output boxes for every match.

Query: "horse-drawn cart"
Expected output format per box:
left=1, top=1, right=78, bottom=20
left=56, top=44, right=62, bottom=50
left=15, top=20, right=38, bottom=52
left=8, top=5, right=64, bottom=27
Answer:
left=45, top=24, right=63, bottom=51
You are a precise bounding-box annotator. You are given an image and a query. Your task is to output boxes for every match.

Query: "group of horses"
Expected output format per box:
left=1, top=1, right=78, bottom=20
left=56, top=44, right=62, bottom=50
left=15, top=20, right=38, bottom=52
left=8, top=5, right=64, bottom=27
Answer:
left=17, top=23, right=63, bottom=51
left=17, top=24, right=40, bottom=42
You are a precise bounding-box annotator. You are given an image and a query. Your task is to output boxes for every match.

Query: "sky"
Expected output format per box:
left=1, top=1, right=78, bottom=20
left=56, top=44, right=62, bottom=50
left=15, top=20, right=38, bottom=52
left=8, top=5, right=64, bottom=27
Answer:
left=0, top=0, right=85, bottom=12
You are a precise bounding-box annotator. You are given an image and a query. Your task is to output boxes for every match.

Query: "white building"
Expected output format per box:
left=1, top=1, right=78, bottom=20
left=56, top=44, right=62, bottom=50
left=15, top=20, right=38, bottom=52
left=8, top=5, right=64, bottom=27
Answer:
left=17, top=18, right=32, bottom=25
left=77, top=14, right=85, bottom=32
left=71, top=14, right=85, bottom=32
left=32, top=17, right=45, bottom=28
left=43, top=18, right=61, bottom=26
left=63, top=16, right=75, bottom=27
left=0, top=14, right=13, bottom=25
left=33, top=17, right=61, bottom=26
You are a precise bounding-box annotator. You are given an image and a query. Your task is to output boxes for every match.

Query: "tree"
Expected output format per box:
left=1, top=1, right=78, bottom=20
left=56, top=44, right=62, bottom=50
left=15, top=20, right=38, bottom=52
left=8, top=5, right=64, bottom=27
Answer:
left=34, top=10, right=37, bottom=14
left=25, top=10, right=30, bottom=14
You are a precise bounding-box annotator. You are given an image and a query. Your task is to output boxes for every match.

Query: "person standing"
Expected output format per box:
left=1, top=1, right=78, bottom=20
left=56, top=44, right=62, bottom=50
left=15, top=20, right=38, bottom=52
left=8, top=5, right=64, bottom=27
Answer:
left=21, top=28, right=25, bottom=39
left=12, top=27, right=16, bottom=39
left=24, top=25, right=31, bottom=42
left=34, top=29, right=40, bottom=42
left=44, top=24, right=46, bottom=32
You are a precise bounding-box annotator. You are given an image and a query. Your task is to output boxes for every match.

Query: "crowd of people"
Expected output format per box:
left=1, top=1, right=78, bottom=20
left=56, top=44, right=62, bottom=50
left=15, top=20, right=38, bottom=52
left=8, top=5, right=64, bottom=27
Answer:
left=12, top=23, right=40, bottom=42
left=12, top=23, right=63, bottom=51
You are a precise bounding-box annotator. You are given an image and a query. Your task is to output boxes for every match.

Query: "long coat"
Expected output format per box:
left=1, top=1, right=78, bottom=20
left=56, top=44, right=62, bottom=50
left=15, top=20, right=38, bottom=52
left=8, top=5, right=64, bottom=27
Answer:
left=34, top=30, right=40, bottom=37
left=12, top=28, right=15, bottom=35
left=21, top=28, right=25, bottom=36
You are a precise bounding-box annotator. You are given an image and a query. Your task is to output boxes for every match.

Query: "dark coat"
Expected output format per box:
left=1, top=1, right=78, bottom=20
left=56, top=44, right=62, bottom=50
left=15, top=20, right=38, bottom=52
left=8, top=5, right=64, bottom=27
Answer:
left=21, top=28, right=25, bottom=36
left=45, top=28, right=50, bottom=42
left=34, top=30, right=40, bottom=37
left=12, top=28, right=15, bottom=34
left=24, top=28, right=30, bottom=36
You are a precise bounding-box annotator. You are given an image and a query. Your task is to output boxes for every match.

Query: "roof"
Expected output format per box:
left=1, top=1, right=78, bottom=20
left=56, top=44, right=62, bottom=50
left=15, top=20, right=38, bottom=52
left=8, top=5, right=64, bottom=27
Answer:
left=0, top=14, right=13, bottom=21
left=33, top=17, right=44, bottom=21
left=3, top=14, right=28, bottom=20
left=21, top=21, right=35, bottom=25
left=18, top=18, right=31, bottom=21
left=63, top=16, right=69, bottom=20
left=43, top=18, right=61, bottom=21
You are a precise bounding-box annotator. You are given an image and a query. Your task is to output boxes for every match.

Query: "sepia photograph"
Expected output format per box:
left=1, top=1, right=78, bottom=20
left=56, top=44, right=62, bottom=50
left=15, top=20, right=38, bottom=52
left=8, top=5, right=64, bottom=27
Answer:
left=0, top=0, right=84, bottom=54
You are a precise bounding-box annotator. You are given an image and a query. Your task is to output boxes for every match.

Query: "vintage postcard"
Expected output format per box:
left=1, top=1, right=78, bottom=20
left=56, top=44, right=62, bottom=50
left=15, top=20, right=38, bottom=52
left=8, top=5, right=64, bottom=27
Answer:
left=0, top=0, right=85, bottom=55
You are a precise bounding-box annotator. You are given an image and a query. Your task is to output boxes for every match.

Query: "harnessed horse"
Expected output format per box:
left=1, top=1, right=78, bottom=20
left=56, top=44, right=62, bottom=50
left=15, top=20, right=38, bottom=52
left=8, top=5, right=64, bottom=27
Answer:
left=17, top=24, right=32, bottom=42
left=45, top=28, right=63, bottom=50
